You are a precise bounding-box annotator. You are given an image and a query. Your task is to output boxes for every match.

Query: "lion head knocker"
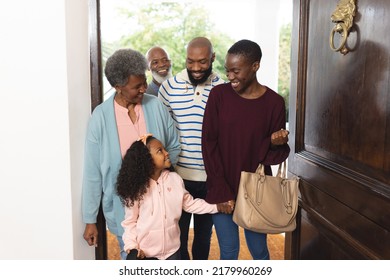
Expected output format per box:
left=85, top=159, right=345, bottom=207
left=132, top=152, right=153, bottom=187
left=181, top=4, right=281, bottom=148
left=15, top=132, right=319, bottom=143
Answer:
left=329, top=0, right=357, bottom=55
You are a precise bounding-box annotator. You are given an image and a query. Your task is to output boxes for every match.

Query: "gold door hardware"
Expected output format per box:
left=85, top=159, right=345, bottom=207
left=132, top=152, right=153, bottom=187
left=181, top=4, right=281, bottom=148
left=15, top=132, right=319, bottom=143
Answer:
left=329, top=0, right=357, bottom=55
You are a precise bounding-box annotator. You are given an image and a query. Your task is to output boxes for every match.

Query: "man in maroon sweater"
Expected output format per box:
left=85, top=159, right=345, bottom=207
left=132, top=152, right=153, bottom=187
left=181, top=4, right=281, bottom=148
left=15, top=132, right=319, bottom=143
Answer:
left=202, top=39, right=290, bottom=260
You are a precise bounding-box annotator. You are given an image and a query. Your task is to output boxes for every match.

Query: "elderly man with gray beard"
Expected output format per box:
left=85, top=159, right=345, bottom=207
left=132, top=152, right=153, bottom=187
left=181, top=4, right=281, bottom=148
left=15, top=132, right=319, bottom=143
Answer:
left=145, top=46, right=173, bottom=96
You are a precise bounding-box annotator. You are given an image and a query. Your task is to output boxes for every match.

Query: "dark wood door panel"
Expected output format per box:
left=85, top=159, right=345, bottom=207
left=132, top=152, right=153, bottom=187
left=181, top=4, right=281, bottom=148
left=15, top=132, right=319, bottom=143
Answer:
left=288, top=0, right=390, bottom=259
left=303, top=0, right=390, bottom=184
left=300, top=178, right=389, bottom=259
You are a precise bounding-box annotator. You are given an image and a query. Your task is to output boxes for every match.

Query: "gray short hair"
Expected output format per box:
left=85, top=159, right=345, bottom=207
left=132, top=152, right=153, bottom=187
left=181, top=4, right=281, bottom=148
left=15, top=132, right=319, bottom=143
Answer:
left=104, top=48, right=148, bottom=87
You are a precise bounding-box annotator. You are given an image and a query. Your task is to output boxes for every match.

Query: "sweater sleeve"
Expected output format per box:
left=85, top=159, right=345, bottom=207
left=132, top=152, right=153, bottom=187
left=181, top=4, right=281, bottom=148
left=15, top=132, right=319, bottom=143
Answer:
left=121, top=202, right=140, bottom=252
left=259, top=95, right=290, bottom=166
left=182, top=189, right=218, bottom=214
left=81, top=113, right=102, bottom=224
left=144, top=95, right=181, bottom=166
left=157, top=100, right=181, bottom=165
left=202, top=89, right=236, bottom=203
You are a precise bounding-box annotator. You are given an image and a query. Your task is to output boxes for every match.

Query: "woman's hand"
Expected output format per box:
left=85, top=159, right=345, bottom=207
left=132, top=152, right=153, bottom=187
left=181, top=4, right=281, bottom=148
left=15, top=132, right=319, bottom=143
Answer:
left=83, top=223, right=98, bottom=247
left=271, top=129, right=289, bottom=146
left=217, top=200, right=235, bottom=214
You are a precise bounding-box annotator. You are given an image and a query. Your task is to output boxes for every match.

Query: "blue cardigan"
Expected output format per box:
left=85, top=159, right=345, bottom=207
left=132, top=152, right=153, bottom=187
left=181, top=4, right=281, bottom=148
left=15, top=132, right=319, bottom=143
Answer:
left=82, top=93, right=180, bottom=237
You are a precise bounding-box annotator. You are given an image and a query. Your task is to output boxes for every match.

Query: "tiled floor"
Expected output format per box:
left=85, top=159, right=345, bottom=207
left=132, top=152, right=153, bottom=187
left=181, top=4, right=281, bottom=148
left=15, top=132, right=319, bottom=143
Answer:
left=107, top=227, right=284, bottom=260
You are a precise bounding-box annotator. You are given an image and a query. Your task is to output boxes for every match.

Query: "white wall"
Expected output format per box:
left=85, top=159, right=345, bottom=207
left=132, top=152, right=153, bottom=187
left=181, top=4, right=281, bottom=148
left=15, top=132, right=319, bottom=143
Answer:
left=253, top=0, right=281, bottom=92
left=0, top=0, right=93, bottom=259
left=211, top=0, right=284, bottom=92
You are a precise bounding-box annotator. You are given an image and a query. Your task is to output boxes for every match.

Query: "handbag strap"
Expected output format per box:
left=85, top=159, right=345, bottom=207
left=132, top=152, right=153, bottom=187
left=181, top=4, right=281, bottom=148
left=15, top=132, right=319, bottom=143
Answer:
left=276, top=161, right=287, bottom=179
left=257, top=161, right=287, bottom=178
left=255, top=163, right=265, bottom=175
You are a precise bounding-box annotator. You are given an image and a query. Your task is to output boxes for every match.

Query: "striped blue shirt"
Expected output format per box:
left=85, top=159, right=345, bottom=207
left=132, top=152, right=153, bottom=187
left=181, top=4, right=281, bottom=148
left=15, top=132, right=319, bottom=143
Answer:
left=158, top=69, right=224, bottom=181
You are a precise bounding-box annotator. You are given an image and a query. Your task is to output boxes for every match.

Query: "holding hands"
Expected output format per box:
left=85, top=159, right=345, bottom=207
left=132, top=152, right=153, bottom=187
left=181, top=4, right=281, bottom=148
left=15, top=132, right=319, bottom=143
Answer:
left=217, top=200, right=235, bottom=214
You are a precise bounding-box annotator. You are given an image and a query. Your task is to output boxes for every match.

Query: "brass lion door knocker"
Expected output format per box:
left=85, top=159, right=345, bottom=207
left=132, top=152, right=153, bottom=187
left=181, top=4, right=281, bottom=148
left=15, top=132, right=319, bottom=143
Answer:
left=329, top=0, right=357, bottom=55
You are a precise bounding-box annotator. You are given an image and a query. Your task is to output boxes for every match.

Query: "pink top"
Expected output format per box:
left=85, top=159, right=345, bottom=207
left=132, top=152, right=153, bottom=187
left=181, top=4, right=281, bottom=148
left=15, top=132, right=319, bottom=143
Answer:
left=121, top=170, right=218, bottom=259
left=114, top=100, right=147, bottom=157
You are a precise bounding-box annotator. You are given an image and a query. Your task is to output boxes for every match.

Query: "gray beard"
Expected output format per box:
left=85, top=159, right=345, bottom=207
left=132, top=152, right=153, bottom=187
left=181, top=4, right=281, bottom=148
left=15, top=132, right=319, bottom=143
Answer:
left=152, top=68, right=173, bottom=84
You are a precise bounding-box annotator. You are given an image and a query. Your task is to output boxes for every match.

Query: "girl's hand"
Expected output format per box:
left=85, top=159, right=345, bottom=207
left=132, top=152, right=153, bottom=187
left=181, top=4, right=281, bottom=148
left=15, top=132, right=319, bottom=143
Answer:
left=137, top=249, right=146, bottom=259
left=271, top=129, right=289, bottom=146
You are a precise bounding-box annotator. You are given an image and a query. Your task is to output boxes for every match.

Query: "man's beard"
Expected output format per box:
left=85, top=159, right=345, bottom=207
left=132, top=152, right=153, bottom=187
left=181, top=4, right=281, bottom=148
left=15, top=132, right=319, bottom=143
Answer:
left=187, top=64, right=213, bottom=86
left=152, top=68, right=173, bottom=84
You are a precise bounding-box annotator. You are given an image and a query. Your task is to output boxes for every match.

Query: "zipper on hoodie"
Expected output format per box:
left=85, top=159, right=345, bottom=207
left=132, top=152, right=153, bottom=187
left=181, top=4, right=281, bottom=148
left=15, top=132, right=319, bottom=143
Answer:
left=156, top=180, right=167, bottom=259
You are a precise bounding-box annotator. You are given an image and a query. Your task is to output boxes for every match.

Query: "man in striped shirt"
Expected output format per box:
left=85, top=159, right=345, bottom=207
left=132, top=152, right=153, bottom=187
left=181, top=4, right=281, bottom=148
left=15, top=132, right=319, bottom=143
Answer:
left=158, top=37, right=225, bottom=260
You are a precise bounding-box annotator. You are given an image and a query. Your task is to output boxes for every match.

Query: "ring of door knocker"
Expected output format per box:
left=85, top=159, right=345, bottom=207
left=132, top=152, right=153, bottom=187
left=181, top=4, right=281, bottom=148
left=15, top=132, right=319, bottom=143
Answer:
left=329, top=0, right=357, bottom=55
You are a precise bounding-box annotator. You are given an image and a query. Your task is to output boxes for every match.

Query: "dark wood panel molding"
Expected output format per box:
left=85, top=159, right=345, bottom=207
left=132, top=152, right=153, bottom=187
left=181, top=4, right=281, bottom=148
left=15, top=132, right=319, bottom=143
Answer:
left=296, top=151, right=390, bottom=198
left=299, top=208, right=373, bottom=259
left=89, top=0, right=103, bottom=111
left=293, top=0, right=310, bottom=154
left=89, top=0, right=106, bottom=260
left=294, top=154, right=390, bottom=230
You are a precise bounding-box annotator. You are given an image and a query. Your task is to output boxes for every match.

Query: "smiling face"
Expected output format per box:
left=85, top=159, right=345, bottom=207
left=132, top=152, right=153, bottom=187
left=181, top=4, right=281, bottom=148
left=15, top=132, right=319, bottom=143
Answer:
left=186, top=45, right=215, bottom=85
left=148, top=138, right=171, bottom=172
left=224, top=53, right=259, bottom=94
left=147, top=47, right=172, bottom=84
left=115, top=74, right=147, bottom=106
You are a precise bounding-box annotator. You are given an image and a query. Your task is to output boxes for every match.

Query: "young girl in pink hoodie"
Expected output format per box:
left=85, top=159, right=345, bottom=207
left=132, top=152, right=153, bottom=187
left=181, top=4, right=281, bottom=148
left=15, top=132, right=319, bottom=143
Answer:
left=116, top=134, right=233, bottom=260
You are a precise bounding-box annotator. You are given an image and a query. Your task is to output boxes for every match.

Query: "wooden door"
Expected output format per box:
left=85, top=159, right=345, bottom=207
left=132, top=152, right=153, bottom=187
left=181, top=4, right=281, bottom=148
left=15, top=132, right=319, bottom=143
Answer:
left=286, top=0, right=390, bottom=259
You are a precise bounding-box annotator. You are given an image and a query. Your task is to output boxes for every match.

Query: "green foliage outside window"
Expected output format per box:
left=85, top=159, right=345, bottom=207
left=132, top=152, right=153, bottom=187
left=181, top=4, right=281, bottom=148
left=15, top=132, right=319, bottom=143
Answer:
left=102, top=2, right=291, bottom=119
left=102, top=2, right=234, bottom=80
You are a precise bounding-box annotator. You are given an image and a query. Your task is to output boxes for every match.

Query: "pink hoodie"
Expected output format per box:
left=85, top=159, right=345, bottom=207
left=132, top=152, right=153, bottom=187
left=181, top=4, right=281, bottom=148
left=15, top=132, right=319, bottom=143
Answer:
left=121, top=170, right=218, bottom=259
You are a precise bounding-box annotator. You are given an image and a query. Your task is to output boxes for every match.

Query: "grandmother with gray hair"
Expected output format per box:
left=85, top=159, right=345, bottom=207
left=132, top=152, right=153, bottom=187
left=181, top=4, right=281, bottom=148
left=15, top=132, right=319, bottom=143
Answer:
left=82, top=48, right=180, bottom=259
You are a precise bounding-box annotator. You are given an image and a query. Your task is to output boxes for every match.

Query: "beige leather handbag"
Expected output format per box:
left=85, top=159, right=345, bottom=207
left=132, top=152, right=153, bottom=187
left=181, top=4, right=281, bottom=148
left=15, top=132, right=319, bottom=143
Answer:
left=232, top=161, right=299, bottom=234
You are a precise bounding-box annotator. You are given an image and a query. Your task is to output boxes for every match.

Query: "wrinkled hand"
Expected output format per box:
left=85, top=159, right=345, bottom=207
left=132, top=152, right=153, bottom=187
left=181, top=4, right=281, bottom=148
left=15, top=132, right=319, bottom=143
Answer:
left=83, top=223, right=98, bottom=247
left=271, top=129, right=289, bottom=146
left=217, top=200, right=235, bottom=214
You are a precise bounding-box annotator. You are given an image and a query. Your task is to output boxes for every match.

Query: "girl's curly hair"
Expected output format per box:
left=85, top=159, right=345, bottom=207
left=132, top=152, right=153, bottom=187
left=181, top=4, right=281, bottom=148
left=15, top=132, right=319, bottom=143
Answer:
left=116, top=136, right=155, bottom=207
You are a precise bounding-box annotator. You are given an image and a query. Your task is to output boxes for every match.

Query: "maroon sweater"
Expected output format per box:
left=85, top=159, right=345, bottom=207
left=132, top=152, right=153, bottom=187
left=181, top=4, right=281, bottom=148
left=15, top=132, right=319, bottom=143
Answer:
left=202, top=83, right=290, bottom=204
